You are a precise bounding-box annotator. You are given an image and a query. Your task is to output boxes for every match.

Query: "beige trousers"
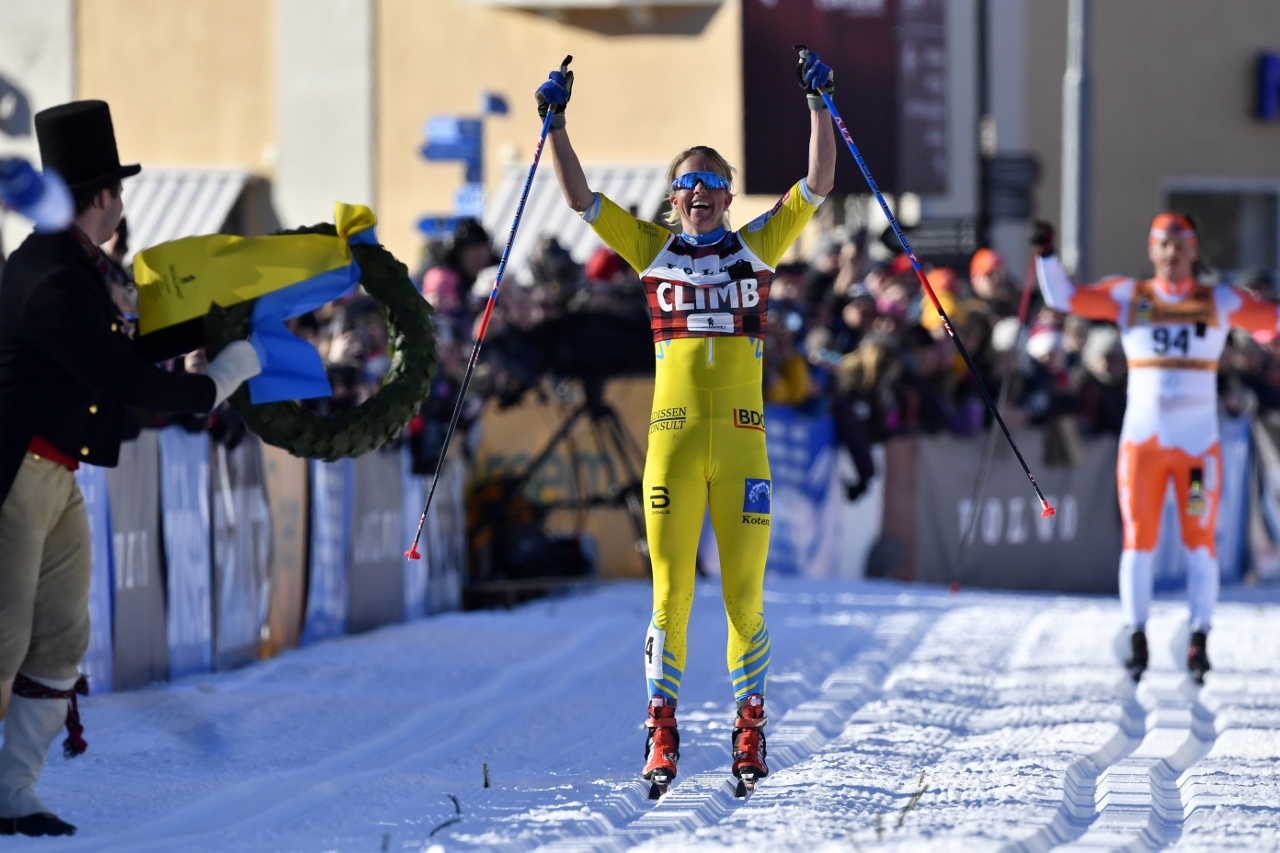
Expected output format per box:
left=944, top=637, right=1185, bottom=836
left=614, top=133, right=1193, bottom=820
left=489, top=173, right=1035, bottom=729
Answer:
left=0, top=453, right=92, bottom=684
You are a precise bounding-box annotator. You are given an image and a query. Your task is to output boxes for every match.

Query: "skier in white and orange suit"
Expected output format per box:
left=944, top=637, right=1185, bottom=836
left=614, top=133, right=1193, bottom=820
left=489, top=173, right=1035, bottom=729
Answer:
left=1032, top=214, right=1279, bottom=683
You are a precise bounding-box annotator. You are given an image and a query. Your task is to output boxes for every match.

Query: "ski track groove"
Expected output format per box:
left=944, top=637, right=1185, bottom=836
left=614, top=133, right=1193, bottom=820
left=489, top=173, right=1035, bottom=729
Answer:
left=57, top=618, right=636, bottom=853
left=822, top=604, right=1045, bottom=847
left=1001, top=680, right=1148, bottom=852
left=520, top=608, right=936, bottom=853
left=1044, top=617, right=1220, bottom=853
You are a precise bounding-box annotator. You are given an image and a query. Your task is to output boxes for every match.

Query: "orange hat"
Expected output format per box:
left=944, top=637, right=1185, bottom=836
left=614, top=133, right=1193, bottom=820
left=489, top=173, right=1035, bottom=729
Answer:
left=970, top=247, right=1004, bottom=278
left=1149, top=212, right=1198, bottom=247
left=921, top=289, right=964, bottom=332
left=926, top=266, right=958, bottom=293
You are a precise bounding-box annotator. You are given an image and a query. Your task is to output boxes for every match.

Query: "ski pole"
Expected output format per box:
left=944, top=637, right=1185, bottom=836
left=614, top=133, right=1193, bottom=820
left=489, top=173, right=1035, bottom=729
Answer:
left=820, top=87, right=1055, bottom=519
left=405, top=56, right=571, bottom=560
left=953, top=256, right=1040, bottom=591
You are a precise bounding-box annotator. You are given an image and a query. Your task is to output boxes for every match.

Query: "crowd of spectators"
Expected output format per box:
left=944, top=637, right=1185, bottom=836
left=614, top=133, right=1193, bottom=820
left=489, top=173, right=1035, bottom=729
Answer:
left=402, top=214, right=1280, bottom=495
left=5, top=209, right=1278, bottom=492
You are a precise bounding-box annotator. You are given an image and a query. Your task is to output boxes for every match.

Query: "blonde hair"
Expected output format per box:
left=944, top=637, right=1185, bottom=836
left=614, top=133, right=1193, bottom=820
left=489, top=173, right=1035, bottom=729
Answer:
left=664, top=145, right=737, bottom=227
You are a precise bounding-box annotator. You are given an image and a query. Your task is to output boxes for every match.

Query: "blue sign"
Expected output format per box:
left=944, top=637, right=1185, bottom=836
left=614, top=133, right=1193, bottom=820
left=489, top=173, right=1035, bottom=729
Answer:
left=416, top=215, right=465, bottom=239
left=421, top=116, right=483, bottom=183
left=157, top=427, right=213, bottom=679
left=75, top=464, right=114, bottom=693
left=417, top=93, right=508, bottom=234
left=1258, top=52, right=1280, bottom=121
left=301, top=458, right=352, bottom=644
left=480, top=90, right=509, bottom=116
left=763, top=406, right=837, bottom=576
left=454, top=183, right=484, bottom=217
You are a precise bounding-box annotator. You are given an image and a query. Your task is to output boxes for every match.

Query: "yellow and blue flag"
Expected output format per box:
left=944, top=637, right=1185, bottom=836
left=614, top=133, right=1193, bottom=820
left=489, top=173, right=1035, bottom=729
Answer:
left=135, top=203, right=377, bottom=404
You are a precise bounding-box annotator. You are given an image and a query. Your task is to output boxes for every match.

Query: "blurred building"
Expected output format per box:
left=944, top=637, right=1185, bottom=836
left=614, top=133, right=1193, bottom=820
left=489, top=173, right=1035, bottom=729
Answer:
left=0, top=0, right=1277, bottom=286
left=1026, top=1, right=1280, bottom=283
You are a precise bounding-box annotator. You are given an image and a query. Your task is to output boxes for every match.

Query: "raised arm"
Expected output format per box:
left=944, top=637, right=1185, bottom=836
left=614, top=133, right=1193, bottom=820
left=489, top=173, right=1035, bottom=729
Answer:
left=1030, top=220, right=1123, bottom=323
left=1226, top=285, right=1280, bottom=333
left=797, top=49, right=837, bottom=197
left=536, top=62, right=594, bottom=213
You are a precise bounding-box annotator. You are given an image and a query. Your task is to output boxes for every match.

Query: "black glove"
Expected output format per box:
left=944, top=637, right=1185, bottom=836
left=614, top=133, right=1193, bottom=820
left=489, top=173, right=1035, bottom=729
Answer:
left=534, top=56, right=574, bottom=130
left=795, top=45, right=835, bottom=111
left=845, top=478, right=869, bottom=502
left=1030, top=220, right=1056, bottom=257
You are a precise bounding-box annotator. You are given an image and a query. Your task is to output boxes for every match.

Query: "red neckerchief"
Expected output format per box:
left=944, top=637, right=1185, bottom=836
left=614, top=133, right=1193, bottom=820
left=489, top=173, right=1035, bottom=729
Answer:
left=68, top=224, right=113, bottom=282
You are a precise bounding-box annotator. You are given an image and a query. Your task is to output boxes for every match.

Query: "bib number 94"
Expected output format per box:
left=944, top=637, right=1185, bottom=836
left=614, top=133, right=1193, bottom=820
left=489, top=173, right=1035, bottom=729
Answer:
left=1152, top=327, right=1189, bottom=355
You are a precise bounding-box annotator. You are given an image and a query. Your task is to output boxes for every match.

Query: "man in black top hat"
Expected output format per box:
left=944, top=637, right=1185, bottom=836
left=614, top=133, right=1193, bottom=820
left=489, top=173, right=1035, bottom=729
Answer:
left=0, top=100, right=262, bottom=837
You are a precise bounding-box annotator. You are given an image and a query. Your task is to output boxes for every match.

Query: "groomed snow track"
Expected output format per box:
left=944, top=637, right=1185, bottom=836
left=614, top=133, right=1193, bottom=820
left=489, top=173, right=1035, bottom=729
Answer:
left=7, top=580, right=1279, bottom=852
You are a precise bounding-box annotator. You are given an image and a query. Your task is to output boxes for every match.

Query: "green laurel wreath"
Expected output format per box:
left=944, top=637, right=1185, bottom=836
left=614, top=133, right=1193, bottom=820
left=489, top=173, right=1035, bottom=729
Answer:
left=204, top=222, right=438, bottom=461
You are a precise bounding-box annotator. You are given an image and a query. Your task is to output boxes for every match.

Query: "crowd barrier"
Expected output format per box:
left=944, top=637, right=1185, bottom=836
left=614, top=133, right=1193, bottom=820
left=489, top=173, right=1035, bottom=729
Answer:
left=792, top=414, right=1265, bottom=593
left=70, top=427, right=467, bottom=695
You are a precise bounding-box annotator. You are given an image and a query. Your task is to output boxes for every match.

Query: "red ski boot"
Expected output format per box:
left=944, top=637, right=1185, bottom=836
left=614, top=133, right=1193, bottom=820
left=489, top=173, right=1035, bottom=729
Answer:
left=643, top=696, right=679, bottom=798
left=731, top=694, right=768, bottom=797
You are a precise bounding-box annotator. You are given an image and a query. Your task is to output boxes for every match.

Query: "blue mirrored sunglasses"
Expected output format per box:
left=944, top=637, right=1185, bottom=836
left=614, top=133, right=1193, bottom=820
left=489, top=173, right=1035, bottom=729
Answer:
left=670, top=170, right=731, bottom=192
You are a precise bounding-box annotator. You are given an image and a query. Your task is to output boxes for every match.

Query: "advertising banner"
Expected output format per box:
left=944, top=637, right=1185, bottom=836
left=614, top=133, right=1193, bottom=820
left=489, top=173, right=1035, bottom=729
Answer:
left=1215, top=414, right=1250, bottom=586
left=428, top=451, right=467, bottom=615
left=260, top=443, right=308, bottom=657
left=106, top=431, right=168, bottom=689
left=763, top=405, right=839, bottom=577
left=402, top=447, right=467, bottom=617
left=915, top=429, right=1120, bottom=592
left=402, top=447, right=429, bottom=620
left=349, top=447, right=404, bottom=633
left=210, top=436, right=271, bottom=670
left=75, top=463, right=114, bottom=693
left=302, top=458, right=351, bottom=644
left=157, top=426, right=213, bottom=680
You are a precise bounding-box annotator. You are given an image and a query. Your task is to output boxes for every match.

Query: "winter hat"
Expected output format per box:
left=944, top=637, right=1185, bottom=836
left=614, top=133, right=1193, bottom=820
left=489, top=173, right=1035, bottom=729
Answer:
left=421, top=266, right=461, bottom=310
left=991, top=316, right=1021, bottom=352
left=1025, top=326, right=1063, bottom=361
left=970, top=248, right=1004, bottom=278
left=585, top=246, right=624, bottom=283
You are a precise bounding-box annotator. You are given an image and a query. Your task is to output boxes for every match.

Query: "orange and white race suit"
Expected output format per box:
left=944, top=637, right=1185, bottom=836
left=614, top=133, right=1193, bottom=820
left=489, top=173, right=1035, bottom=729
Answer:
left=1036, top=254, right=1279, bottom=630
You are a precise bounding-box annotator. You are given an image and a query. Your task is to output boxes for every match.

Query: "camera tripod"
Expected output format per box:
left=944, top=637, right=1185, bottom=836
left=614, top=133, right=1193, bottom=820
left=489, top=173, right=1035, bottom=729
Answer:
left=482, top=375, right=650, bottom=577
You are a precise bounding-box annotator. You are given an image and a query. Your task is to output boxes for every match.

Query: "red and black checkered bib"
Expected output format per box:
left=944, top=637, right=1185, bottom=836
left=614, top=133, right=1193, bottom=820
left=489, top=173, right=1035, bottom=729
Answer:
left=641, top=233, right=773, bottom=343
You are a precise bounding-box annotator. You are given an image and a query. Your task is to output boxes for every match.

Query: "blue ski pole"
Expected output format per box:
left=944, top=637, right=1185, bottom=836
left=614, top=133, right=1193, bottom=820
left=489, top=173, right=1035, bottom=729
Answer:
left=406, top=56, right=572, bottom=559
left=819, top=84, right=1055, bottom=519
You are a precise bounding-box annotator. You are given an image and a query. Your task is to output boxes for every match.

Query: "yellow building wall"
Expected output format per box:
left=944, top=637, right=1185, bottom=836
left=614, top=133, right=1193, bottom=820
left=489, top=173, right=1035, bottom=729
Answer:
left=1027, top=1, right=1280, bottom=281
left=1087, top=1, right=1280, bottom=279
left=77, top=0, right=275, bottom=172
left=75, top=0, right=813, bottom=267
left=376, top=0, right=763, bottom=265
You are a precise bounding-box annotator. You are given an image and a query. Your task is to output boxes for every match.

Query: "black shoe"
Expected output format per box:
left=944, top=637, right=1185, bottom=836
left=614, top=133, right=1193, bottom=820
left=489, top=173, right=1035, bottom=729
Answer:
left=1188, top=630, right=1211, bottom=684
left=0, top=813, right=78, bottom=837
left=1125, top=630, right=1149, bottom=682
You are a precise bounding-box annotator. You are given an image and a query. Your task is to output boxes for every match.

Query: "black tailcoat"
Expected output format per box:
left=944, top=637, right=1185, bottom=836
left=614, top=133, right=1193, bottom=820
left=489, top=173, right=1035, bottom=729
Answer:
left=0, top=230, right=216, bottom=509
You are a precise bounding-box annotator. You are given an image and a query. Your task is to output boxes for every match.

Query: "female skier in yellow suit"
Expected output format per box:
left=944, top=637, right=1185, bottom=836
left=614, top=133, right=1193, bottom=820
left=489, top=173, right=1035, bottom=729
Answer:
left=537, top=50, right=836, bottom=794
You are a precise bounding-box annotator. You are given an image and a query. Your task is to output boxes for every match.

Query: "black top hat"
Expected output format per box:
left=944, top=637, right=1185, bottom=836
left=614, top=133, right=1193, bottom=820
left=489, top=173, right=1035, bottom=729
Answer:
left=35, top=100, right=141, bottom=190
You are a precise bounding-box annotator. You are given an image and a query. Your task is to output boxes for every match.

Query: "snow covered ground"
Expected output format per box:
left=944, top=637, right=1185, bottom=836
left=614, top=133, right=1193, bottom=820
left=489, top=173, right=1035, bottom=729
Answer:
left=8, top=577, right=1280, bottom=852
